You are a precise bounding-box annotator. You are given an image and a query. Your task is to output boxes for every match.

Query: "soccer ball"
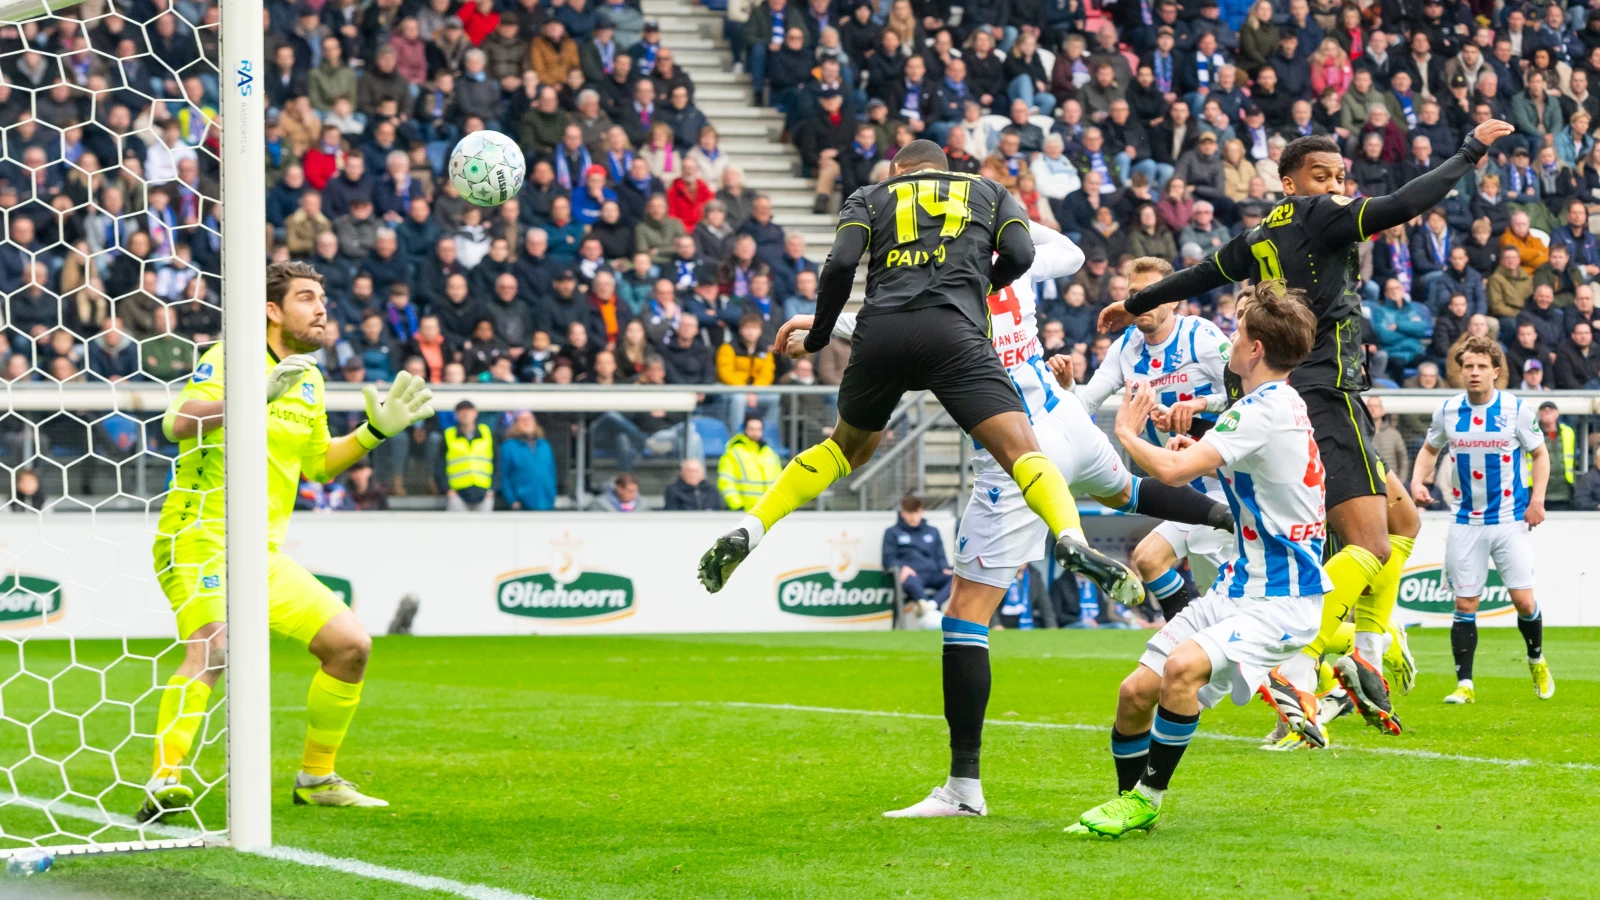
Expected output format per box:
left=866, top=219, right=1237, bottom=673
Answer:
left=448, top=130, right=526, bottom=208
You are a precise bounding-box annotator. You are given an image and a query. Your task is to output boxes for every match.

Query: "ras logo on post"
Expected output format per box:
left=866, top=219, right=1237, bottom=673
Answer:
left=1397, top=566, right=1512, bottom=618
left=0, top=575, right=63, bottom=626
left=496, top=533, right=635, bottom=621
left=776, top=532, right=895, bottom=619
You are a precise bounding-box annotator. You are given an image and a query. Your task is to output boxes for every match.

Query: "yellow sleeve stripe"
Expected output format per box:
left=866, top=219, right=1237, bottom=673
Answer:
left=837, top=221, right=870, bottom=236
left=995, top=217, right=1028, bottom=248
left=1213, top=251, right=1234, bottom=281
left=1356, top=197, right=1372, bottom=241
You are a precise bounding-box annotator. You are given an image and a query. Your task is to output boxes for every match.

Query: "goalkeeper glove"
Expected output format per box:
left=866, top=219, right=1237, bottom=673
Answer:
left=356, top=370, right=436, bottom=450
left=266, top=354, right=318, bottom=404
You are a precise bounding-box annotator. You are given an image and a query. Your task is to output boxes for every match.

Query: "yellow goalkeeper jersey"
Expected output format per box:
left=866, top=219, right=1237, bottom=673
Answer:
left=156, top=342, right=330, bottom=550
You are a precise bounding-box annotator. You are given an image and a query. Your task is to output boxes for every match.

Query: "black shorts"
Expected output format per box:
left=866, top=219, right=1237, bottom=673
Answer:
left=1299, top=385, right=1389, bottom=509
left=836, top=304, right=1023, bottom=434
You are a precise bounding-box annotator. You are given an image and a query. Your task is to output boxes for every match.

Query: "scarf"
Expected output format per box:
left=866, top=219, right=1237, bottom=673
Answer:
left=654, top=141, right=676, bottom=173
left=674, top=258, right=695, bottom=287
left=596, top=296, right=619, bottom=343
left=596, top=39, right=615, bottom=73
left=1428, top=227, right=1450, bottom=264
left=1153, top=52, right=1171, bottom=93
left=734, top=263, right=752, bottom=297
left=553, top=144, right=593, bottom=191
left=1396, top=91, right=1415, bottom=127
left=607, top=149, right=634, bottom=181
left=901, top=78, right=923, bottom=120
left=770, top=8, right=785, bottom=46
left=943, top=75, right=967, bottom=98
left=386, top=302, right=419, bottom=341
left=638, top=40, right=659, bottom=74
left=1509, top=165, right=1529, bottom=196
left=1087, top=149, right=1111, bottom=186
left=1539, top=162, right=1562, bottom=194
left=628, top=174, right=653, bottom=193
left=851, top=140, right=876, bottom=158
left=1390, top=238, right=1412, bottom=295
left=699, top=145, right=720, bottom=162
left=1194, top=51, right=1223, bottom=86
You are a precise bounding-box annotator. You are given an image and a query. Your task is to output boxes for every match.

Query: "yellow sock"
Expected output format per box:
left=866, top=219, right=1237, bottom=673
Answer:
left=1304, top=545, right=1382, bottom=657
left=153, top=676, right=211, bottom=779
left=1315, top=659, right=1339, bottom=695
left=302, top=670, right=363, bottom=777
left=1356, top=534, right=1413, bottom=636
left=1012, top=451, right=1082, bottom=539
left=746, top=439, right=852, bottom=533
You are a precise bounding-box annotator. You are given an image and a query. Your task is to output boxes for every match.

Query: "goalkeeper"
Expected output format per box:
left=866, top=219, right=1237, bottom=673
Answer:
left=139, top=261, right=435, bottom=822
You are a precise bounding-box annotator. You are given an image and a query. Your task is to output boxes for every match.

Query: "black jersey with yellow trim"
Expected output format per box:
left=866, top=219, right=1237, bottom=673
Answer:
left=838, top=170, right=1030, bottom=336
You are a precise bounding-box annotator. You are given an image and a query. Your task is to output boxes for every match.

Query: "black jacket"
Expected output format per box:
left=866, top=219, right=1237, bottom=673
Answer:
left=663, top=477, right=726, bottom=510
left=661, top=335, right=717, bottom=384
left=794, top=112, right=854, bottom=167
left=881, top=513, right=948, bottom=576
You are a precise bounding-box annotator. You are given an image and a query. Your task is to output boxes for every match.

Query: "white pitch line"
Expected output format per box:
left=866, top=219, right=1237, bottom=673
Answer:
left=14, top=796, right=546, bottom=900
left=682, top=700, right=1600, bottom=772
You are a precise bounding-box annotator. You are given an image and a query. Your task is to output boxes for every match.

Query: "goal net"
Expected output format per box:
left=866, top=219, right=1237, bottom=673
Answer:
left=0, top=0, right=266, bottom=857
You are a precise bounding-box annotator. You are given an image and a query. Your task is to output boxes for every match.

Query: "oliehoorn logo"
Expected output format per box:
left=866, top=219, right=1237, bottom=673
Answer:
left=496, top=533, right=635, bottom=622
left=776, top=532, right=895, bottom=619
left=0, top=575, right=63, bottom=627
left=1397, top=565, right=1513, bottom=618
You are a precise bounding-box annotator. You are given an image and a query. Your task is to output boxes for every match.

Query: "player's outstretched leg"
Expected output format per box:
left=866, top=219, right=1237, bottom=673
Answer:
left=1064, top=662, right=1162, bottom=835
left=1511, top=590, right=1554, bottom=700
left=1446, top=606, right=1478, bottom=704
left=137, top=621, right=223, bottom=824
left=886, top=586, right=995, bottom=818
left=699, top=428, right=869, bottom=593
left=1349, top=472, right=1420, bottom=697
left=1257, top=656, right=1326, bottom=749
left=295, top=611, right=387, bottom=808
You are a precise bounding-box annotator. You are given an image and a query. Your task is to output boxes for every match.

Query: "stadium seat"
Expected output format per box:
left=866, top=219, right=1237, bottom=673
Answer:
left=980, top=114, right=1011, bottom=135
left=1529, top=227, right=1550, bottom=247
left=693, top=416, right=729, bottom=458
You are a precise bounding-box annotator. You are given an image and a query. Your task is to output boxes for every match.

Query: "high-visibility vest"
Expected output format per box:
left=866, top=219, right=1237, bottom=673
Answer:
left=717, top=433, right=783, bottom=511
left=444, top=424, right=494, bottom=491
left=1558, top=423, right=1576, bottom=484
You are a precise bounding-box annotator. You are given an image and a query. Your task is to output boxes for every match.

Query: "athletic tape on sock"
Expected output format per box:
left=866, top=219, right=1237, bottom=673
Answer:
left=941, top=616, right=989, bottom=649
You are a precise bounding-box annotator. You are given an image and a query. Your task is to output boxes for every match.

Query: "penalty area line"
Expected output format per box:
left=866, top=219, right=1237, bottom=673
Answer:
left=15, top=796, right=546, bottom=900
left=670, top=701, right=1600, bottom=772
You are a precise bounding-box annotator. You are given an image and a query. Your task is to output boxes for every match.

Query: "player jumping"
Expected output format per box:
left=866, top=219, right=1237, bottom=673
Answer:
left=1071, top=257, right=1235, bottom=618
left=696, top=141, right=1139, bottom=610
left=140, top=261, right=435, bottom=822
left=1069, top=281, right=1327, bottom=838
left=1096, top=119, right=1515, bottom=735
left=774, top=223, right=1233, bottom=818
left=1410, top=335, right=1554, bottom=705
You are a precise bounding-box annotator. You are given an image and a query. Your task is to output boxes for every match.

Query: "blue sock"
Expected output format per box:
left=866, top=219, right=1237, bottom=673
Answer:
left=1111, top=727, right=1151, bottom=793
left=1142, top=706, right=1199, bottom=792
left=941, top=616, right=989, bottom=649
left=1145, top=569, right=1184, bottom=600
left=1112, top=476, right=1141, bottom=513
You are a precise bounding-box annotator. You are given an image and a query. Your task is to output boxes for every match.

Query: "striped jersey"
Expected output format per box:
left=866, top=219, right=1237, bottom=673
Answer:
left=1201, top=381, right=1334, bottom=600
left=1078, top=315, right=1232, bottom=497
left=984, top=221, right=1085, bottom=422
left=1423, top=390, right=1542, bottom=524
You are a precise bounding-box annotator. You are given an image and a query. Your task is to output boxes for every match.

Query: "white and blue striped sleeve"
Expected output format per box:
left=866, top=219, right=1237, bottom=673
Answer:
left=1424, top=401, right=1449, bottom=450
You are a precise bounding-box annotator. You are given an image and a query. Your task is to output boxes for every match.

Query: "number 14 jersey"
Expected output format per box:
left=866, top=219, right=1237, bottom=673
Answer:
left=839, top=170, right=1030, bottom=337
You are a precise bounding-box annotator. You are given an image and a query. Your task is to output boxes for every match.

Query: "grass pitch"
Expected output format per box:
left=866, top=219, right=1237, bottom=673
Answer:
left=4, top=627, right=1597, bottom=899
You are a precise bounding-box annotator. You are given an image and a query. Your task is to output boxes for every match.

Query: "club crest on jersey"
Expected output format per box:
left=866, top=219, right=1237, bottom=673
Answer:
left=1330, top=194, right=1354, bottom=206
left=1214, top=410, right=1241, bottom=433
left=192, top=362, right=214, bottom=383
left=301, top=381, right=316, bottom=403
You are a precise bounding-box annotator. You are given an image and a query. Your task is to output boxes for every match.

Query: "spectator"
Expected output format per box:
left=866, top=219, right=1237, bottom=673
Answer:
left=352, top=311, right=400, bottom=382
left=1554, top=321, right=1600, bottom=389
left=1574, top=448, right=1600, bottom=511
left=531, top=20, right=581, bottom=86
left=1487, top=245, right=1533, bottom=331
left=1429, top=245, right=1487, bottom=316
left=604, top=473, right=642, bottom=512
left=666, top=158, right=714, bottom=230
left=1500, top=210, right=1548, bottom=274
left=1366, top=396, right=1410, bottom=485
left=1537, top=401, right=1575, bottom=510
left=636, top=193, right=687, bottom=264
left=1518, top=284, right=1566, bottom=352
left=541, top=196, right=585, bottom=262
left=796, top=90, right=853, bottom=213
left=662, top=315, right=716, bottom=384
left=442, top=399, right=495, bottom=512
left=1551, top=198, right=1600, bottom=279
left=344, top=458, right=390, bottom=511
left=1504, top=320, right=1553, bottom=381
left=284, top=190, right=331, bottom=258
left=1429, top=292, right=1472, bottom=364
left=1566, top=285, right=1599, bottom=336
left=641, top=121, right=682, bottom=183
left=664, top=457, right=725, bottom=510
left=499, top=410, right=558, bottom=510
left=882, top=495, right=952, bottom=610
left=717, top=415, right=782, bottom=511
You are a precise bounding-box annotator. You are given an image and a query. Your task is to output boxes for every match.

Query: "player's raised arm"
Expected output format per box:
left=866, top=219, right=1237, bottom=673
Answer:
left=1112, top=379, right=1225, bottom=484
left=1108, top=230, right=1253, bottom=329
left=805, top=196, right=872, bottom=354
left=1319, top=120, right=1512, bottom=246
left=1026, top=220, right=1084, bottom=281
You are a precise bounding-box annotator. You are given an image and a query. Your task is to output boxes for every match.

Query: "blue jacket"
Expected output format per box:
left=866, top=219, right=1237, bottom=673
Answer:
left=882, top=514, right=948, bottom=576
left=498, top=437, right=557, bottom=511
left=1549, top=224, right=1600, bottom=272
left=1368, top=298, right=1433, bottom=365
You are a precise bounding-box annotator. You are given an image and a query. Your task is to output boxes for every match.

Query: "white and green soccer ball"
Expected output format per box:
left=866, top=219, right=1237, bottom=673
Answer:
left=448, top=130, right=526, bottom=208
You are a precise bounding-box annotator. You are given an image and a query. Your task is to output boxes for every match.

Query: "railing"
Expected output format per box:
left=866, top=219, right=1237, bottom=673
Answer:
left=5, top=384, right=1596, bottom=510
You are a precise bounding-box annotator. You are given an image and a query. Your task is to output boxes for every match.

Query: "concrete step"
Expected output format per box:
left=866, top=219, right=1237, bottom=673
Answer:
left=710, top=120, right=779, bottom=138
left=719, top=136, right=795, bottom=155
left=744, top=174, right=813, bottom=191
left=698, top=101, right=783, bottom=121
left=674, top=49, right=733, bottom=67
left=695, top=84, right=751, bottom=101
left=660, top=35, right=719, bottom=50
left=690, top=70, right=748, bottom=85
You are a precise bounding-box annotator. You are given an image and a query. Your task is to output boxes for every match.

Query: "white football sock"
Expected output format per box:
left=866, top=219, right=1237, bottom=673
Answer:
left=1354, top=630, right=1385, bottom=664
left=945, top=776, right=983, bottom=804
left=738, top=515, right=765, bottom=548
left=1280, top=653, right=1318, bottom=694
left=1135, top=784, right=1164, bottom=807
left=1458, top=678, right=1474, bottom=689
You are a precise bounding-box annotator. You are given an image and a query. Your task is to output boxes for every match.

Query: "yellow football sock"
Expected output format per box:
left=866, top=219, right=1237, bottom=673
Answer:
left=1012, top=451, right=1082, bottom=539
left=746, top=439, right=852, bottom=532
left=302, top=669, right=363, bottom=777
left=1304, top=546, right=1383, bottom=657
left=1355, top=534, right=1413, bottom=636
left=152, top=675, right=211, bottom=779
left=1315, top=659, right=1339, bottom=695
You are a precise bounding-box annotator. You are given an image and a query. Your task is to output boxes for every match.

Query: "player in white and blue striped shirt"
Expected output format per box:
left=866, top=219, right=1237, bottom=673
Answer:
left=1410, top=335, right=1555, bottom=705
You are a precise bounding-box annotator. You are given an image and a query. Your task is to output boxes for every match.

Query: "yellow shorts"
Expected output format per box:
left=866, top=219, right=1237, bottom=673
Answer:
left=153, top=531, right=346, bottom=644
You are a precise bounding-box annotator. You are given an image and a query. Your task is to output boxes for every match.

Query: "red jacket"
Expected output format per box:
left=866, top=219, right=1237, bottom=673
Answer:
left=301, top=146, right=342, bottom=190
left=667, top=177, right=714, bottom=231
left=456, top=2, right=500, bottom=45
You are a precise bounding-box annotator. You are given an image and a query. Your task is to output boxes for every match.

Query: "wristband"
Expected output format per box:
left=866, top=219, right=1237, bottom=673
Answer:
left=355, top=421, right=388, bottom=450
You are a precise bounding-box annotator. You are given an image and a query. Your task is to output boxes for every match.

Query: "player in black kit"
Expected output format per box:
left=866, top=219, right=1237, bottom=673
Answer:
left=1098, top=118, right=1517, bottom=736
left=698, top=140, right=1140, bottom=610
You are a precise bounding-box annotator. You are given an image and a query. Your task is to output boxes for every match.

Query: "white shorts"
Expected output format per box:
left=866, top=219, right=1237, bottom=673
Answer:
left=1138, top=589, right=1322, bottom=709
left=954, top=401, right=1132, bottom=589
left=1149, top=519, right=1234, bottom=594
left=1445, top=521, right=1536, bottom=597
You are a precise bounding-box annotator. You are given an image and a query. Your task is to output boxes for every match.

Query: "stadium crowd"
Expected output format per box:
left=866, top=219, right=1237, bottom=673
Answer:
left=5, top=0, right=1600, bottom=510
